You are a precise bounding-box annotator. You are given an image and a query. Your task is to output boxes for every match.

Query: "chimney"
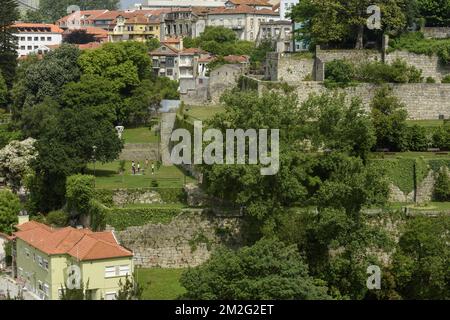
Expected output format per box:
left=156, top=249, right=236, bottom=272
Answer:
left=18, top=214, right=29, bottom=225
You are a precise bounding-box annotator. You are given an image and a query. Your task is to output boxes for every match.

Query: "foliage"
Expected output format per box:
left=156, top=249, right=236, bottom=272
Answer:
left=0, top=0, right=20, bottom=87
left=105, top=207, right=182, bottom=231
left=0, top=138, right=37, bottom=191
left=392, top=215, right=450, bottom=299
left=389, top=32, right=450, bottom=64
left=37, top=0, right=119, bottom=22
left=0, top=72, right=7, bottom=107
left=180, top=238, right=331, bottom=300
left=145, top=38, right=160, bottom=51
left=89, top=200, right=107, bottom=231
left=371, top=85, right=408, bottom=151
left=60, top=280, right=92, bottom=300
left=442, top=74, right=450, bottom=83
left=416, top=0, right=450, bottom=26
left=116, top=274, right=144, bottom=300
left=425, top=76, right=436, bottom=83
left=289, top=0, right=408, bottom=49
left=45, top=210, right=68, bottom=227
left=64, top=29, right=95, bottom=45
left=66, top=174, right=95, bottom=217
left=0, top=189, right=20, bottom=234
left=250, top=40, right=275, bottom=72
left=324, top=59, right=355, bottom=87
left=357, top=59, right=423, bottom=83
left=405, top=124, right=429, bottom=151
left=93, top=189, right=114, bottom=207
left=433, top=168, right=450, bottom=201
left=0, top=125, right=21, bottom=149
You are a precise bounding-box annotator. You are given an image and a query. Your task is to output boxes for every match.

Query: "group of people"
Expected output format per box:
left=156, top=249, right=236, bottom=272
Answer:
left=131, top=159, right=155, bottom=175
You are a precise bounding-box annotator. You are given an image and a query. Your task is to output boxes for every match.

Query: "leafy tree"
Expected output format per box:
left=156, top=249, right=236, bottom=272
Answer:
left=300, top=92, right=376, bottom=160
left=417, top=0, right=450, bottom=26
left=145, top=38, right=160, bottom=51
left=392, top=215, right=450, bottom=299
left=66, top=174, right=95, bottom=218
left=371, top=85, right=408, bottom=151
left=0, top=189, right=20, bottom=234
left=116, top=274, right=144, bottom=300
left=64, top=29, right=95, bottom=44
left=250, top=40, right=274, bottom=73
left=60, top=279, right=91, bottom=300
left=290, top=0, right=408, bottom=49
left=38, top=0, right=119, bottom=22
left=180, top=238, right=331, bottom=300
left=0, top=0, right=20, bottom=87
left=45, top=210, right=69, bottom=227
left=405, top=124, right=428, bottom=151
left=324, top=59, right=356, bottom=87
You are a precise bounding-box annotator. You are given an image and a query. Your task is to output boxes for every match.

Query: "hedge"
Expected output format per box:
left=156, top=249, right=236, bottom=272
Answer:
left=106, top=207, right=183, bottom=231
left=95, top=188, right=186, bottom=206
left=94, top=189, right=114, bottom=207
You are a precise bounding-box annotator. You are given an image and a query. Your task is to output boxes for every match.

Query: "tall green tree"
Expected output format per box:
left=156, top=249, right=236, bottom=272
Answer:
left=417, top=0, right=450, bottom=26
left=0, top=0, right=20, bottom=87
left=0, top=189, right=20, bottom=234
left=180, top=238, right=331, bottom=300
left=290, top=0, right=408, bottom=49
left=0, top=72, right=7, bottom=108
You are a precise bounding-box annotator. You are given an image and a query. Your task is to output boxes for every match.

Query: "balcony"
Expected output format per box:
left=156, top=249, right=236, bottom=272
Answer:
left=179, top=59, right=193, bottom=67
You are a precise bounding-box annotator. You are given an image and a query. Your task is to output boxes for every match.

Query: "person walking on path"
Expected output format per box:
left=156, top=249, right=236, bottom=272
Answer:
left=137, top=162, right=141, bottom=174
left=132, top=161, right=136, bottom=175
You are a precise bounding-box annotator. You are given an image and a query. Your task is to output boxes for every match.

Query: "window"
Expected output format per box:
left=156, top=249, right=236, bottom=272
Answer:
left=105, top=266, right=116, bottom=278
left=47, top=37, right=51, bottom=41
left=25, top=248, right=30, bottom=258
left=166, top=69, right=173, bottom=76
left=43, top=284, right=50, bottom=297
left=34, top=37, right=38, bottom=41
left=27, top=37, right=32, bottom=41
left=119, top=265, right=130, bottom=276
left=38, top=281, right=43, bottom=292
left=20, top=36, right=25, bottom=41
left=27, top=46, right=32, bottom=50
left=40, top=37, right=45, bottom=41
left=34, top=46, right=38, bottom=49
left=43, top=259, right=49, bottom=270
left=105, top=292, right=116, bottom=300
left=20, top=45, right=25, bottom=50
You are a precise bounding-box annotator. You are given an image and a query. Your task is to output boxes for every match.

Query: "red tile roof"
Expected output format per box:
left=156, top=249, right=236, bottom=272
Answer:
left=12, top=23, right=64, bottom=33
left=77, top=42, right=103, bottom=50
left=57, top=10, right=108, bottom=24
left=227, top=0, right=272, bottom=6
left=224, top=54, right=250, bottom=63
left=14, top=221, right=132, bottom=261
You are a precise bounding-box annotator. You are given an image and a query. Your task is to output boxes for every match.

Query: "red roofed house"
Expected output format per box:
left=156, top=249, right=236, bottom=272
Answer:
left=11, top=218, right=133, bottom=300
left=12, top=23, right=64, bottom=57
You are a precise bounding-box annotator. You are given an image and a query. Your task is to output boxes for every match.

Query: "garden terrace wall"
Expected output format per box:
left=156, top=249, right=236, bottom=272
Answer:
left=265, top=52, right=315, bottom=82
left=422, top=27, right=450, bottom=39
left=254, top=79, right=450, bottom=120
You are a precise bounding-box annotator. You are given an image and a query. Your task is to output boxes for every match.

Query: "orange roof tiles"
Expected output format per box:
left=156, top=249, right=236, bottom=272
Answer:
left=12, top=23, right=64, bottom=33
left=77, top=42, right=103, bottom=50
left=14, top=221, right=132, bottom=261
left=227, top=0, right=272, bottom=6
left=224, top=54, right=250, bottom=63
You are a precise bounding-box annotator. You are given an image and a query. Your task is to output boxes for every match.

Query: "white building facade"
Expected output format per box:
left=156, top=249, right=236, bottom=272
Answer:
left=12, top=23, right=63, bottom=57
left=279, top=0, right=298, bottom=20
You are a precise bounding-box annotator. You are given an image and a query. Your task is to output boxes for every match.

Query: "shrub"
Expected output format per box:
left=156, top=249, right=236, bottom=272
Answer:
left=45, top=210, right=68, bottom=227
left=324, top=59, right=355, bottom=87
left=434, top=168, right=450, bottom=201
left=105, top=207, right=182, bottom=230
left=442, top=75, right=450, bottom=83
left=426, top=77, right=436, bottom=83
left=405, top=125, right=429, bottom=151
left=357, top=59, right=423, bottom=84
left=93, top=189, right=114, bottom=207
left=89, top=200, right=107, bottom=231
left=432, top=126, right=450, bottom=150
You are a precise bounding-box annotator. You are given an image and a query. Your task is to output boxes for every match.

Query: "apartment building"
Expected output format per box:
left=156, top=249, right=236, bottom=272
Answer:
left=109, top=13, right=161, bottom=42
left=160, top=8, right=208, bottom=39
left=11, top=219, right=133, bottom=300
left=257, top=20, right=293, bottom=52
left=207, top=5, right=279, bottom=41
left=12, top=23, right=64, bottom=57
left=56, top=10, right=109, bottom=30
left=225, top=0, right=273, bottom=10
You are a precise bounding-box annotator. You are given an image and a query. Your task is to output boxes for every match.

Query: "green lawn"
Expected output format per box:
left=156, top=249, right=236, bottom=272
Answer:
left=86, top=161, right=196, bottom=189
left=122, top=127, right=159, bottom=144
left=183, top=106, right=225, bottom=121
left=387, top=202, right=450, bottom=211
left=137, top=268, right=187, bottom=300
left=370, top=152, right=450, bottom=159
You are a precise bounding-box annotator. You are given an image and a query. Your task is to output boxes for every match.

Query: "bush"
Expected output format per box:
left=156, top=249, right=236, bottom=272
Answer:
left=405, top=125, right=429, bottom=151
left=434, top=169, right=450, bottom=201
left=89, top=200, right=107, bottom=231
left=105, top=207, right=182, bottom=231
left=93, top=189, right=114, bottom=207
left=442, top=75, right=450, bottom=83
left=426, top=77, right=436, bottom=83
left=432, top=126, right=450, bottom=150
left=324, top=59, right=355, bottom=87
left=45, top=210, right=68, bottom=227
left=357, top=59, right=423, bottom=84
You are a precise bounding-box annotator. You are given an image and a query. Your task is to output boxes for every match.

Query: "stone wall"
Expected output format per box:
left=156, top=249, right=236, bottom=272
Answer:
left=385, top=51, right=450, bottom=82
left=316, top=48, right=382, bottom=63
left=115, top=210, right=243, bottom=268
left=112, top=189, right=164, bottom=206
left=256, top=79, right=450, bottom=120
left=422, top=27, right=450, bottom=39
left=388, top=170, right=436, bottom=203
left=265, top=52, right=315, bottom=82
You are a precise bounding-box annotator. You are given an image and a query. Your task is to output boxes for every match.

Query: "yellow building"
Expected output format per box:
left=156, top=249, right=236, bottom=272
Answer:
left=109, top=13, right=160, bottom=42
left=12, top=219, right=133, bottom=300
